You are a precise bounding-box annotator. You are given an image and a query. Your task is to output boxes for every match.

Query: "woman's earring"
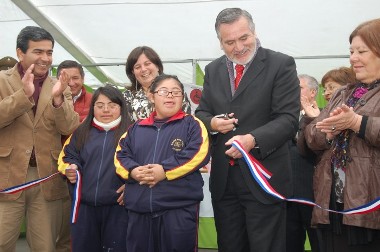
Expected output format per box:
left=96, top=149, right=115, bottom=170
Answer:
left=135, top=80, right=138, bottom=91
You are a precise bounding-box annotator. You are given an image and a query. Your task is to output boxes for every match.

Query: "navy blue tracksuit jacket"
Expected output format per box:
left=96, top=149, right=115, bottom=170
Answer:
left=115, top=110, right=210, bottom=213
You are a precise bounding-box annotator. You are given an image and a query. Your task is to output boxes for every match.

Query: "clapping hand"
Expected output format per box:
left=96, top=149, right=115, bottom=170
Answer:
left=316, top=104, right=361, bottom=138
left=52, top=69, right=70, bottom=107
left=300, top=95, right=320, bottom=118
left=22, top=64, right=35, bottom=98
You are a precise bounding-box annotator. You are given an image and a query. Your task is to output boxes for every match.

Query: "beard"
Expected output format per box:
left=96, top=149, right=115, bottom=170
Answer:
left=228, top=48, right=255, bottom=65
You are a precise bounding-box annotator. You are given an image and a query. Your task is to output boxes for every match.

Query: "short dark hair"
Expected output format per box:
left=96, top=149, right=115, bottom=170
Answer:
left=57, top=60, right=85, bottom=78
left=75, top=85, right=131, bottom=149
left=16, top=26, right=54, bottom=53
left=125, top=46, right=163, bottom=92
left=149, top=74, right=184, bottom=94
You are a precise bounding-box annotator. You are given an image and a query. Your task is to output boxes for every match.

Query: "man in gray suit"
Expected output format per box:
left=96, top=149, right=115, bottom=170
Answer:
left=195, top=8, right=299, bottom=252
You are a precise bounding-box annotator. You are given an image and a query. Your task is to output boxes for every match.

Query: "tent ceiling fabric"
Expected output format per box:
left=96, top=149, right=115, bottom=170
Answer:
left=1, top=0, right=379, bottom=88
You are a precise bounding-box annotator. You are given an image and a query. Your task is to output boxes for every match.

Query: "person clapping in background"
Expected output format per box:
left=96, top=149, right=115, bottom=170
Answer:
left=304, top=18, right=380, bottom=251
left=321, top=67, right=357, bottom=102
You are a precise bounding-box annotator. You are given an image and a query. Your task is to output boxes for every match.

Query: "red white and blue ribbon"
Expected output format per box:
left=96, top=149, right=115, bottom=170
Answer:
left=232, top=140, right=380, bottom=215
left=0, top=172, right=60, bottom=194
left=68, top=169, right=82, bottom=224
left=0, top=168, right=82, bottom=223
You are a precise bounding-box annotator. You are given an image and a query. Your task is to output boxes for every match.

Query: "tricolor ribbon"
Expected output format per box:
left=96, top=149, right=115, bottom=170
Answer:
left=68, top=169, right=82, bottom=224
left=0, top=172, right=60, bottom=194
left=232, top=140, right=380, bottom=215
left=0, top=169, right=82, bottom=223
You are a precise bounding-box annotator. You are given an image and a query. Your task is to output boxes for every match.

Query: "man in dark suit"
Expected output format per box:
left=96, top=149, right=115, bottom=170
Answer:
left=195, top=8, right=300, bottom=252
left=286, top=74, right=321, bottom=252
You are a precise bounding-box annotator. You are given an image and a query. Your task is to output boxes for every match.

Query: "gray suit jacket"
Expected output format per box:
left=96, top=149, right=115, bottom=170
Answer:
left=195, top=47, right=300, bottom=203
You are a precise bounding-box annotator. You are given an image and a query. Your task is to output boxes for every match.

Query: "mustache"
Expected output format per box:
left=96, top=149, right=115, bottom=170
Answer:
left=234, top=48, right=249, bottom=55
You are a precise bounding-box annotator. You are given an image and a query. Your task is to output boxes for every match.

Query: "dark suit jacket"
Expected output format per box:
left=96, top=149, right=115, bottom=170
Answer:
left=289, top=117, right=317, bottom=200
left=195, top=47, right=300, bottom=203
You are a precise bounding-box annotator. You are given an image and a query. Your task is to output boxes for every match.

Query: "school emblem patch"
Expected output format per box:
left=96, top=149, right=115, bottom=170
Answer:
left=171, top=138, right=184, bottom=152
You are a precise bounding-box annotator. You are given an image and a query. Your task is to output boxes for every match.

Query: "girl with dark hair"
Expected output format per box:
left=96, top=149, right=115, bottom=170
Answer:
left=123, top=46, right=191, bottom=122
left=58, top=85, right=130, bottom=252
left=115, top=74, right=210, bottom=251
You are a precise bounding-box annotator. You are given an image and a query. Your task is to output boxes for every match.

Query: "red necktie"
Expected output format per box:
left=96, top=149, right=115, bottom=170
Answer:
left=234, top=64, right=245, bottom=90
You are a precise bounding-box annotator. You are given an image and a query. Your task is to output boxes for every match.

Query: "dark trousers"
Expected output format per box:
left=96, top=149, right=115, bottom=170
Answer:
left=286, top=202, right=320, bottom=252
left=317, top=225, right=380, bottom=252
left=127, top=204, right=199, bottom=252
left=212, top=164, right=287, bottom=252
left=71, top=203, right=128, bottom=252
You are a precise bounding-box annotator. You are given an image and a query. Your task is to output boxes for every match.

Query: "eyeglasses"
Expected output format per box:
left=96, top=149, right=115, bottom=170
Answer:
left=94, top=102, right=120, bottom=110
left=153, top=89, right=183, bottom=97
left=322, top=82, right=343, bottom=93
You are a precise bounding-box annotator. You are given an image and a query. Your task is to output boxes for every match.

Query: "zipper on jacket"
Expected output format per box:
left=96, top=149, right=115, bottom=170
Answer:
left=150, top=127, right=160, bottom=213
left=94, top=131, right=108, bottom=206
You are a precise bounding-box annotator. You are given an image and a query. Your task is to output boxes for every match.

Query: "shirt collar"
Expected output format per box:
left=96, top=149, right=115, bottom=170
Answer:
left=73, top=88, right=83, bottom=103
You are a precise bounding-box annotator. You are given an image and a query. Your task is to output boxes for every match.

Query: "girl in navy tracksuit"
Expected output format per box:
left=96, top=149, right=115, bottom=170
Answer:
left=58, top=85, right=131, bottom=252
left=115, top=74, right=210, bottom=252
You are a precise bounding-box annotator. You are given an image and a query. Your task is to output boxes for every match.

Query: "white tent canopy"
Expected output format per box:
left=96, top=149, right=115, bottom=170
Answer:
left=1, top=0, right=378, bottom=88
